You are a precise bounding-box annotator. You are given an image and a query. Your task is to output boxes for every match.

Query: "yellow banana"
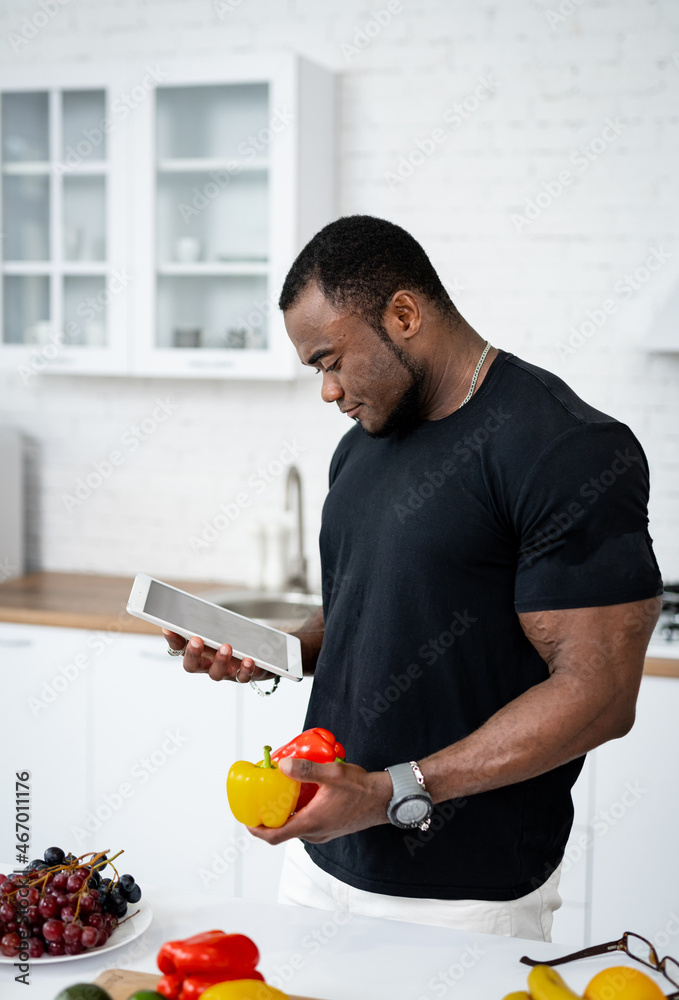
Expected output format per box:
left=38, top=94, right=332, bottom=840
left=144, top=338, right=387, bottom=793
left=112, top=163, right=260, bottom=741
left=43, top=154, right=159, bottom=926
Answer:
left=528, top=964, right=583, bottom=1000
left=501, top=992, right=531, bottom=999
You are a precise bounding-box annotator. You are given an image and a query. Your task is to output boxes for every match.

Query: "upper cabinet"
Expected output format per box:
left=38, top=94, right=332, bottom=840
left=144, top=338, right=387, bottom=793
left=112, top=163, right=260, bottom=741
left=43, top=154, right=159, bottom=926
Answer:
left=0, top=56, right=334, bottom=379
left=0, top=83, right=129, bottom=375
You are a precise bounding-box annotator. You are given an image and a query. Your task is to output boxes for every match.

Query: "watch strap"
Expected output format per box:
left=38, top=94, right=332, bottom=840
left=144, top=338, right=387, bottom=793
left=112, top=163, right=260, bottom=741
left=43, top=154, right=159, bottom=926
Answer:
left=385, top=761, right=433, bottom=831
left=386, top=761, right=424, bottom=801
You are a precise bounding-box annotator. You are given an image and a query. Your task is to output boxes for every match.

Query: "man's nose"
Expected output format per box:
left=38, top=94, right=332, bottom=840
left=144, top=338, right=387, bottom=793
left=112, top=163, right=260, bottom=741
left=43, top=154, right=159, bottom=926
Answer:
left=321, top=373, right=343, bottom=404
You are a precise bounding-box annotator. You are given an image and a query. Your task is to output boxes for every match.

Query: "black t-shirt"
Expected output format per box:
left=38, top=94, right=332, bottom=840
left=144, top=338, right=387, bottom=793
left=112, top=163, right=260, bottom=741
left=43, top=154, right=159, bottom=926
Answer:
left=303, top=350, right=662, bottom=901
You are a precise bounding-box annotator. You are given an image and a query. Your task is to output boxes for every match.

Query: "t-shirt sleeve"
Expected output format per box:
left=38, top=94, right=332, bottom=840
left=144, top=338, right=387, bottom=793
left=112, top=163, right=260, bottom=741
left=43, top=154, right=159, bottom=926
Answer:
left=513, top=421, right=663, bottom=613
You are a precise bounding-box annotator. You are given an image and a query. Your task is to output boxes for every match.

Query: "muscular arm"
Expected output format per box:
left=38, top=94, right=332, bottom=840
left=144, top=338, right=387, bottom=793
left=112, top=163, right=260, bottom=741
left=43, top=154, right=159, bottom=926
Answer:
left=249, top=596, right=661, bottom=845
left=420, top=596, right=661, bottom=802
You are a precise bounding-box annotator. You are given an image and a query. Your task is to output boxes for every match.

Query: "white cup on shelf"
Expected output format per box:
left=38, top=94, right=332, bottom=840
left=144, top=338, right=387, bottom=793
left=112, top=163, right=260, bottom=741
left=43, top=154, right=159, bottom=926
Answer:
left=174, top=237, right=202, bottom=263
left=24, top=320, right=54, bottom=345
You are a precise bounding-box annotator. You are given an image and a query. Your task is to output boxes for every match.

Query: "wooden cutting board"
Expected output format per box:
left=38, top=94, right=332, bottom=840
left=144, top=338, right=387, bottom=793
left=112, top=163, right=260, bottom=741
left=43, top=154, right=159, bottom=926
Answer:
left=93, top=967, right=325, bottom=1000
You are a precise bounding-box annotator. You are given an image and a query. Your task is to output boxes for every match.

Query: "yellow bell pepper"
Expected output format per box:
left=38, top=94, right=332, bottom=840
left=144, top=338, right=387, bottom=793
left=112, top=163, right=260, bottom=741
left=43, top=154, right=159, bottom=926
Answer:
left=201, top=981, right=289, bottom=1000
left=227, top=745, right=300, bottom=828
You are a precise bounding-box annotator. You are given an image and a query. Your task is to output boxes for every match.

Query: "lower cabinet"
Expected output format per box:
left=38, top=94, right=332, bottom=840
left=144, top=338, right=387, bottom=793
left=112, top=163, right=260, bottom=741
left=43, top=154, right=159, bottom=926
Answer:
left=0, top=623, right=92, bottom=864
left=0, top=622, right=311, bottom=903
left=551, top=675, right=679, bottom=949
left=2, top=622, right=676, bottom=935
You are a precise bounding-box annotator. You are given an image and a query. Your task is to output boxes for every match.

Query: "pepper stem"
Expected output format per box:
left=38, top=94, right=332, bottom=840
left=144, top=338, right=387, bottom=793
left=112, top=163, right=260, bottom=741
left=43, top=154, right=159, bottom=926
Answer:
left=262, top=745, right=273, bottom=768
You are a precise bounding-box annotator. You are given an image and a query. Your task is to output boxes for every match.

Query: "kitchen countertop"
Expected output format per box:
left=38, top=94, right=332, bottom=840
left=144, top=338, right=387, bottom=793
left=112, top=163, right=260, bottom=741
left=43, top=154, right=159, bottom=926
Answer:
left=0, top=571, right=238, bottom=633
left=0, top=572, right=677, bottom=676
left=0, top=884, right=665, bottom=1000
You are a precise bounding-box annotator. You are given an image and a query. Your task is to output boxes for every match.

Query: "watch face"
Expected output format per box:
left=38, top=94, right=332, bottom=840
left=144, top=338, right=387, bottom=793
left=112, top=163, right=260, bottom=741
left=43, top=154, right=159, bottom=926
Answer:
left=395, top=797, right=430, bottom=825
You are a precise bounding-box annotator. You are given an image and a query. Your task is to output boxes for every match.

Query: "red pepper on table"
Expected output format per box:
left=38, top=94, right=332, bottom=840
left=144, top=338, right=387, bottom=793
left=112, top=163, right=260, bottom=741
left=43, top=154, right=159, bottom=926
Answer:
left=271, top=727, right=346, bottom=810
left=156, top=930, right=262, bottom=1000
left=156, top=973, right=184, bottom=1000
left=179, top=973, right=264, bottom=1000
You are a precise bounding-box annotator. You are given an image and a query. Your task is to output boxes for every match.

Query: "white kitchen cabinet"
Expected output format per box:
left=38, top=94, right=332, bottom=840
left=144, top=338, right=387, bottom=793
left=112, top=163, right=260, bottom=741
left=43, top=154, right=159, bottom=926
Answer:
left=550, top=754, right=594, bottom=947
left=12, top=621, right=674, bottom=928
left=0, top=620, right=309, bottom=902
left=0, top=55, right=334, bottom=379
left=550, top=675, right=679, bottom=949
left=0, top=75, right=131, bottom=375
left=588, top=676, right=679, bottom=942
left=0, top=622, right=93, bottom=863
left=85, top=629, right=244, bottom=897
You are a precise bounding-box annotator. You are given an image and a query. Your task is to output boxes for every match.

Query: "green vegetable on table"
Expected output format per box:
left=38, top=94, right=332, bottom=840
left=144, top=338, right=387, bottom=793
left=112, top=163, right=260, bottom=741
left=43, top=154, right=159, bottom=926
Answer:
left=54, top=985, right=113, bottom=1000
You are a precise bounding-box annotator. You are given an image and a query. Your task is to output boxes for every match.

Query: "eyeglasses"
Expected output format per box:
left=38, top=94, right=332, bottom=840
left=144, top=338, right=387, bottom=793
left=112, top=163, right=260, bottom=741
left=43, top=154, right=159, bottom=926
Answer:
left=520, top=932, right=679, bottom=999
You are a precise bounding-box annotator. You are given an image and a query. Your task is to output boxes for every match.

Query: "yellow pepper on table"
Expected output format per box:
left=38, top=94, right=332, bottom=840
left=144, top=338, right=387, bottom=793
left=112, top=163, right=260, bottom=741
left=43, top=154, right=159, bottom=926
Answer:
left=227, top=745, right=300, bottom=828
left=201, top=981, right=289, bottom=1000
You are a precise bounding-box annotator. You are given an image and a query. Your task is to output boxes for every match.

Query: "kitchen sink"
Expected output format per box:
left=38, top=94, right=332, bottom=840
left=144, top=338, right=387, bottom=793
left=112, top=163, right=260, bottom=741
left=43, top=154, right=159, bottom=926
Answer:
left=201, top=589, right=322, bottom=630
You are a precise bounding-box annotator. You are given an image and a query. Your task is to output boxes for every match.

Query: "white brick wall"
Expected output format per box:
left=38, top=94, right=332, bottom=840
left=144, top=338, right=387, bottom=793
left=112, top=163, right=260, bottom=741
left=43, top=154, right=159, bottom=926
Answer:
left=0, top=0, right=678, bottom=586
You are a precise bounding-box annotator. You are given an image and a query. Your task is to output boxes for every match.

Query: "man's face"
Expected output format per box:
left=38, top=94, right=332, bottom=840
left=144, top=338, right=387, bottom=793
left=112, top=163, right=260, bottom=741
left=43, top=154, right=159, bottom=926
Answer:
left=284, top=283, right=427, bottom=438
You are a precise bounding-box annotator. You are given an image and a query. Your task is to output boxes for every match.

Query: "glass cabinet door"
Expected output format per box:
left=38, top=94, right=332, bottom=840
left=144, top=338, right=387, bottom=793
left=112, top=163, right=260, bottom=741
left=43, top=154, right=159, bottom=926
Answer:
left=154, top=83, right=270, bottom=353
left=1, top=87, right=114, bottom=357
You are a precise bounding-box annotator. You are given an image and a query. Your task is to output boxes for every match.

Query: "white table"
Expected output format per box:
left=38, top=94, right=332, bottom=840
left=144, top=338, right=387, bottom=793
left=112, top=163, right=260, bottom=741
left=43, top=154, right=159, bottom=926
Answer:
left=0, top=884, right=657, bottom=1000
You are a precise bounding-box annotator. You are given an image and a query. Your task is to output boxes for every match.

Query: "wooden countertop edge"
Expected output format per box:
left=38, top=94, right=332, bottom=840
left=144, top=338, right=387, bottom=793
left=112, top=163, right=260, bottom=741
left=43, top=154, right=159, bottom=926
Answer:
left=1, top=618, right=677, bottom=675
left=0, top=574, right=678, bottom=675
left=0, top=606, right=161, bottom=633
left=0, top=571, right=240, bottom=635
left=643, top=657, right=679, bottom=679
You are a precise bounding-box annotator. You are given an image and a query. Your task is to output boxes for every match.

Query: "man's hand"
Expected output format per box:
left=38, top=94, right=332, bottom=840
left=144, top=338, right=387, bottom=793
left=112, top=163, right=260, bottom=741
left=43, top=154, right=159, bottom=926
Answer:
left=162, top=629, right=274, bottom=684
left=163, top=603, right=325, bottom=682
left=246, top=758, right=392, bottom=845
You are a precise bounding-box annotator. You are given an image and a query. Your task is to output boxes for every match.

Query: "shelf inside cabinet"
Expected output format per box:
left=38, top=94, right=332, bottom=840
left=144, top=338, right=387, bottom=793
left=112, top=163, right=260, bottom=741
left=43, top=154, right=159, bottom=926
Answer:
left=62, top=90, right=107, bottom=163
left=63, top=274, right=107, bottom=346
left=1, top=91, right=49, bottom=162
left=2, top=162, right=51, bottom=175
left=156, top=167, right=268, bottom=265
left=2, top=174, right=50, bottom=260
left=156, top=83, right=270, bottom=161
left=63, top=174, right=106, bottom=261
left=157, top=273, right=269, bottom=350
left=157, top=262, right=268, bottom=276
left=2, top=274, right=51, bottom=345
left=157, top=158, right=267, bottom=173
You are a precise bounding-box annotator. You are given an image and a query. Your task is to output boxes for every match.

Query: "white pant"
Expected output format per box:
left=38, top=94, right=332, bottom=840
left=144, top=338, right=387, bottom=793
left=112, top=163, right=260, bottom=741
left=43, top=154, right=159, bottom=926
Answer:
left=278, top=837, right=562, bottom=941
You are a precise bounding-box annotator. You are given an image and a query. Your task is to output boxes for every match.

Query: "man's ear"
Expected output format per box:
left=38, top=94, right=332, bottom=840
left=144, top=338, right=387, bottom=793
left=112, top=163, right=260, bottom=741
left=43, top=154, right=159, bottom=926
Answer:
left=383, top=291, right=422, bottom=341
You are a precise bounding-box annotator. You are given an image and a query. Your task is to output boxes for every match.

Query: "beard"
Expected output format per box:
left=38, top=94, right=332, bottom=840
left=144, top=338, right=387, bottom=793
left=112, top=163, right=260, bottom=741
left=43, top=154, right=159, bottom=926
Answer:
left=359, top=329, right=428, bottom=440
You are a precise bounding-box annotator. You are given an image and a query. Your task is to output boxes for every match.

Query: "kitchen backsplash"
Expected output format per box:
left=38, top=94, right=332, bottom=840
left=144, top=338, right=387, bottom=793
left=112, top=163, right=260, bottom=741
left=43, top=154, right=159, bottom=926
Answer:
left=1, top=0, right=678, bottom=585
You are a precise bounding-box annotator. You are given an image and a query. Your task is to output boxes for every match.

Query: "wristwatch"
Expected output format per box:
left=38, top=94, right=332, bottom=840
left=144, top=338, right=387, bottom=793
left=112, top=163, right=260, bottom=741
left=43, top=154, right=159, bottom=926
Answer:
left=385, top=761, right=433, bottom=831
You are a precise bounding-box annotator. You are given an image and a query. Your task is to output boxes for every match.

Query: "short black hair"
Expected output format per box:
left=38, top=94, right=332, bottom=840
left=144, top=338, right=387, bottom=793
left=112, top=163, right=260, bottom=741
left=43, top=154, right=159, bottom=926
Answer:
left=278, top=215, right=460, bottom=333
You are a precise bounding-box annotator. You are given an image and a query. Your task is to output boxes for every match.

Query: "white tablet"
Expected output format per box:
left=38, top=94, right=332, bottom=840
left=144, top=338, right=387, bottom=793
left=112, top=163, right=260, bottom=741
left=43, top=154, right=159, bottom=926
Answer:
left=126, top=574, right=303, bottom=681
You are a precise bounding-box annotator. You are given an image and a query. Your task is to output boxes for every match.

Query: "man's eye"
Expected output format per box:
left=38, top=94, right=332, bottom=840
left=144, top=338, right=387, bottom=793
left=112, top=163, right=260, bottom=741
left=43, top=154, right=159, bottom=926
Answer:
left=315, top=362, right=338, bottom=374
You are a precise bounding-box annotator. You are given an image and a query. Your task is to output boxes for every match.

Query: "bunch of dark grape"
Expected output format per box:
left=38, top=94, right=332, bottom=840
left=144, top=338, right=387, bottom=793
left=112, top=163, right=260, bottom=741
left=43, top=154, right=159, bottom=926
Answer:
left=0, top=847, right=142, bottom=959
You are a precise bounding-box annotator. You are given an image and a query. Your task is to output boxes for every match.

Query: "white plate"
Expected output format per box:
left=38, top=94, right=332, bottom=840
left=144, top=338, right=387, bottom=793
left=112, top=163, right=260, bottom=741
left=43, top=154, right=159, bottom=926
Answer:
left=0, top=892, right=152, bottom=964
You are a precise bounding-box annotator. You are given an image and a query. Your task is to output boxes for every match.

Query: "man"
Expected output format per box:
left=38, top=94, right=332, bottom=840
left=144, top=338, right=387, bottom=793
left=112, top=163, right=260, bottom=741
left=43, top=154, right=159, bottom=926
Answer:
left=166, top=216, right=662, bottom=939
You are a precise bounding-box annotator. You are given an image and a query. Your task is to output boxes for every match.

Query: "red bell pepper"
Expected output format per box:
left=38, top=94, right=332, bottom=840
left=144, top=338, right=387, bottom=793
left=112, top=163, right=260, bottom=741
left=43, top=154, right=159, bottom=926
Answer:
left=156, top=930, right=261, bottom=1000
left=179, top=972, right=264, bottom=1000
left=271, top=727, right=346, bottom=810
left=156, top=973, right=183, bottom=1000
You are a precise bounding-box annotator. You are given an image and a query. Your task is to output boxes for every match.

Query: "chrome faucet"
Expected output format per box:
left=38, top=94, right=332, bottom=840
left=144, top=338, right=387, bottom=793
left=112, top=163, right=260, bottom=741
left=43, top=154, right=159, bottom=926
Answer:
left=284, top=465, right=309, bottom=593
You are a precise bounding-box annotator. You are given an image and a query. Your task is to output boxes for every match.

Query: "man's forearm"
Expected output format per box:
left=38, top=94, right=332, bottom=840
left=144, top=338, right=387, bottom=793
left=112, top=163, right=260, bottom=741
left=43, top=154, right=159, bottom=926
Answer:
left=421, top=599, right=658, bottom=804
left=419, top=669, right=635, bottom=804
left=292, top=606, right=324, bottom=676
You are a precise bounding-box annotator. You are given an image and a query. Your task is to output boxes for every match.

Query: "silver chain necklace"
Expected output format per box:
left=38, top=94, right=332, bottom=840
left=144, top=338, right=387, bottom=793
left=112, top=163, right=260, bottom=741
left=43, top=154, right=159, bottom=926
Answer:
left=458, top=340, right=492, bottom=409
